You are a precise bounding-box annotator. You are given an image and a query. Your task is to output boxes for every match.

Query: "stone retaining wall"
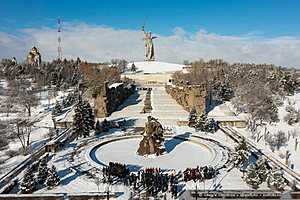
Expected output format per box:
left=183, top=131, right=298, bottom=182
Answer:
left=94, top=82, right=135, bottom=118
left=165, top=84, right=210, bottom=115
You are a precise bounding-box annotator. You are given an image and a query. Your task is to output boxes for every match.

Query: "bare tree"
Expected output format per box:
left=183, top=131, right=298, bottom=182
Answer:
left=265, top=130, right=288, bottom=151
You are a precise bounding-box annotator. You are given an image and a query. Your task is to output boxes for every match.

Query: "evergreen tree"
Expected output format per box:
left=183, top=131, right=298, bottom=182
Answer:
left=256, top=157, right=270, bottom=182
left=95, top=120, right=102, bottom=134
left=20, top=167, right=36, bottom=193
left=235, top=139, right=249, bottom=152
left=267, top=168, right=286, bottom=191
left=52, top=101, right=62, bottom=116
left=62, top=91, right=78, bottom=108
left=195, top=114, right=218, bottom=133
left=195, top=114, right=207, bottom=131
left=230, top=149, right=250, bottom=168
left=215, top=80, right=234, bottom=102
left=188, top=107, right=197, bottom=127
left=243, top=163, right=262, bottom=189
left=46, top=165, right=60, bottom=188
left=73, top=99, right=95, bottom=139
left=37, top=157, right=48, bottom=184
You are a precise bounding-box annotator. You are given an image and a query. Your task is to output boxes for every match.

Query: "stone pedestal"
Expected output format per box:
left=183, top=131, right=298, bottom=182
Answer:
left=137, top=136, right=165, bottom=156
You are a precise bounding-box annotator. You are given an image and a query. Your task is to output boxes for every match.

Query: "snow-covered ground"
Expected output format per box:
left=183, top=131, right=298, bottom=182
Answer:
left=232, top=92, right=300, bottom=173
left=0, top=79, right=73, bottom=177
left=126, top=61, right=185, bottom=74
left=30, top=86, right=272, bottom=198
left=89, top=136, right=226, bottom=171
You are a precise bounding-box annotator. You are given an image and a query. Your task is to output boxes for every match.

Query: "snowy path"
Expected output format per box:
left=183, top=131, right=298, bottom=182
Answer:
left=108, top=86, right=189, bottom=127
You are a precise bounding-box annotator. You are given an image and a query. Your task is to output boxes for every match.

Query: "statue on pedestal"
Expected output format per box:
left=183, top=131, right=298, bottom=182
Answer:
left=137, top=116, right=166, bottom=156
left=27, top=46, right=41, bottom=66
left=142, top=26, right=157, bottom=61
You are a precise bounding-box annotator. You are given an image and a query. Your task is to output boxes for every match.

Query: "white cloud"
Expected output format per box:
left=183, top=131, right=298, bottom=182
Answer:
left=0, top=22, right=300, bottom=68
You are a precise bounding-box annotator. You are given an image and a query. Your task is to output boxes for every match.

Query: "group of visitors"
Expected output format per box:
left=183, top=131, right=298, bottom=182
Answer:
left=123, top=168, right=179, bottom=198
left=183, top=166, right=218, bottom=182
left=102, top=162, right=130, bottom=179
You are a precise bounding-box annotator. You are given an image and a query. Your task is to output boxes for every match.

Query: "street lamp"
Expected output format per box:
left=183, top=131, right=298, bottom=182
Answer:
left=106, top=183, right=110, bottom=200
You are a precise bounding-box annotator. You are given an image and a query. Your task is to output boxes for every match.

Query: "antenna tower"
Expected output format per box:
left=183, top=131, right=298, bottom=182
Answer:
left=57, top=18, right=62, bottom=60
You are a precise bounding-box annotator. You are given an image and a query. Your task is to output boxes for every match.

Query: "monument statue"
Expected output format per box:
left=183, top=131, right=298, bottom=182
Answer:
left=27, top=46, right=41, bottom=66
left=142, top=26, right=157, bottom=61
left=137, top=116, right=166, bottom=156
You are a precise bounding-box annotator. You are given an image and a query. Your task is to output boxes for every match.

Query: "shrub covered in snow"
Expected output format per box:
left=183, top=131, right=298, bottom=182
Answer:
left=20, top=167, right=36, bottom=193
left=243, top=163, right=263, bottom=189
left=265, top=130, right=288, bottom=151
left=52, top=101, right=62, bottom=116
left=284, top=105, right=300, bottom=125
left=37, top=157, right=49, bottom=184
left=46, top=165, right=60, bottom=188
left=243, top=157, right=272, bottom=190
left=267, top=168, right=286, bottom=191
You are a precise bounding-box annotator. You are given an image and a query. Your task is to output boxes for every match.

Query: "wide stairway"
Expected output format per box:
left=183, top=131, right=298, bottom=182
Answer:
left=108, top=86, right=189, bottom=127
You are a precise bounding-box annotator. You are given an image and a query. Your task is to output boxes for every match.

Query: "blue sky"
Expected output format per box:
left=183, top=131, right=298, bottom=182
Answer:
left=1, top=0, right=300, bottom=67
left=1, top=0, right=299, bottom=37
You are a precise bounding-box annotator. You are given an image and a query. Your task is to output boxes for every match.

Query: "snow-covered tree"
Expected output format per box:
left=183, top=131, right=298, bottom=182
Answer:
left=284, top=106, right=300, bottom=125
left=195, top=114, right=218, bottom=133
left=229, top=139, right=250, bottom=168
left=37, top=157, right=48, bottom=184
left=265, top=130, right=288, bottom=151
left=267, top=168, right=286, bottom=191
left=279, top=72, right=299, bottom=96
left=73, top=99, right=95, bottom=139
left=243, top=163, right=262, bottom=189
left=46, top=165, right=60, bottom=188
left=230, top=149, right=250, bottom=168
left=214, top=80, right=234, bottom=102
left=62, top=91, right=78, bottom=108
left=235, top=138, right=249, bottom=152
left=20, top=167, right=36, bottom=193
left=256, top=157, right=270, bottom=182
left=52, top=101, right=62, bottom=116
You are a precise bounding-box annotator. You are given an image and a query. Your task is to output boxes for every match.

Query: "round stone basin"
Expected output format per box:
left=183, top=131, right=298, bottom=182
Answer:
left=87, top=135, right=228, bottom=172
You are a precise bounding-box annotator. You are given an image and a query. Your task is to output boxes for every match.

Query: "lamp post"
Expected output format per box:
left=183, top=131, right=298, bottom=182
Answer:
left=106, top=183, right=110, bottom=200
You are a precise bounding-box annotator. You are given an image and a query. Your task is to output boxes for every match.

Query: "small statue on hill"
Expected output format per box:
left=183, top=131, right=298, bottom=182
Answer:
left=137, top=116, right=166, bottom=156
left=27, top=46, right=41, bottom=66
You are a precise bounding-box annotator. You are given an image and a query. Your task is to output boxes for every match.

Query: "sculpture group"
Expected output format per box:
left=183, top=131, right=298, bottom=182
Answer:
left=137, top=116, right=166, bottom=156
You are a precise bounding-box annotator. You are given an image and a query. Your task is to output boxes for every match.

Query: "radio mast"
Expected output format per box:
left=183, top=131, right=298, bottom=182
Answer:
left=57, top=18, right=62, bottom=60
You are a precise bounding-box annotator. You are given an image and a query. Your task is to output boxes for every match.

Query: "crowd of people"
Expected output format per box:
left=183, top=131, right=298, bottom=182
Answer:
left=101, top=163, right=218, bottom=198
left=102, top=162, right=130, bottom=179
left=183, top=166, right=218, bottom=182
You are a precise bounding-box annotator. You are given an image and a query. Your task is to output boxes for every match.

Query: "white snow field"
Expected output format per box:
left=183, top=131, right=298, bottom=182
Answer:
left=126, top=61, right=185, bottom=74
left=232, top=92, right=300, bottom=174
left=88, top=135, right=228, bottom=171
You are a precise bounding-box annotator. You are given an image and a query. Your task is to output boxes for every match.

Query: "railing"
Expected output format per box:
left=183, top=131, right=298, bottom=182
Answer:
left=0, top=128, right=70, bottom=192
left=220, top=126, right=300, bottom=190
